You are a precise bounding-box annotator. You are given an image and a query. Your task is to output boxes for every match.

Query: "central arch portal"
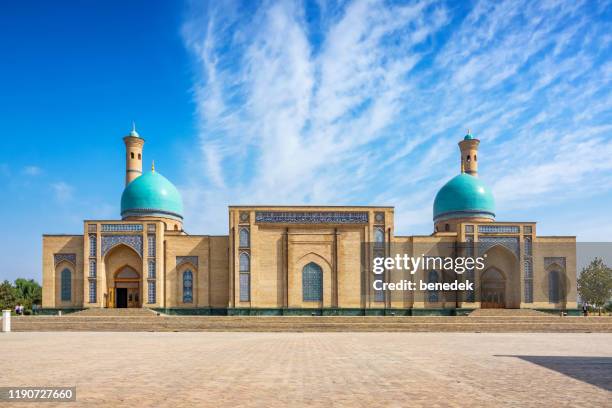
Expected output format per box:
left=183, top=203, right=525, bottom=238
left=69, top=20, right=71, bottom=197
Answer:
left=111, top=266, right=141, bottom=308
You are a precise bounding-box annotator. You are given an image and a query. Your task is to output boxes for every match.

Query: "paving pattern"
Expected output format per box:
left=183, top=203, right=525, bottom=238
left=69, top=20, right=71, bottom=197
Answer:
left=1, top=332, right=611, bottom=407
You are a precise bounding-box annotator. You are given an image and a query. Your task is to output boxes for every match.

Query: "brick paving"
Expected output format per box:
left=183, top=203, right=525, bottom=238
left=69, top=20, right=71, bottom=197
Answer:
left=1, top=332, right=610, bottom=407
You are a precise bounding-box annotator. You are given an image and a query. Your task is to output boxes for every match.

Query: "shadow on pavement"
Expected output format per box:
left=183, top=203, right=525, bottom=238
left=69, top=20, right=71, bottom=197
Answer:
left=496, top=355, right=612, bottom=391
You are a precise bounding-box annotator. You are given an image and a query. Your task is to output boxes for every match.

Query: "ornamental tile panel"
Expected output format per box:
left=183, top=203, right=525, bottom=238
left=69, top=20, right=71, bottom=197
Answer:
left=54, top=253, right=76, bottom=266
left=255, top=211, right=368, bottom=224
left=176, top=256, right=198, bottom=268
left=545, top=257, right=566, bottom=270
left=101, top=235, right=143, bottom=257
left=478, top=236, right=519, bottom=257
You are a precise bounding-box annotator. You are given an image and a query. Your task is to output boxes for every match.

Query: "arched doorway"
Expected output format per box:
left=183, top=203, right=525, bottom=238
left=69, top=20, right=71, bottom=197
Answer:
left=112, top=266, right=141, bottom=308
left=481, top=268, right=506, bottom=308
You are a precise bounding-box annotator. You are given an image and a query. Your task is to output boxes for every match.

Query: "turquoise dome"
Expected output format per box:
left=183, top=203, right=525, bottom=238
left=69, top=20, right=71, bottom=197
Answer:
left=433, top=173, right=495, bottom=222
left=121, top=171, right=183, bottom=220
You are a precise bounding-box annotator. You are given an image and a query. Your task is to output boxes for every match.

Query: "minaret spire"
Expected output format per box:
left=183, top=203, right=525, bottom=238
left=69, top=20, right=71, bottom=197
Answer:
left=123, top=124, right=145, bottom=185
left=152, top=160, right=155, bottom=172
left=458, top=128, right=479, bottom=176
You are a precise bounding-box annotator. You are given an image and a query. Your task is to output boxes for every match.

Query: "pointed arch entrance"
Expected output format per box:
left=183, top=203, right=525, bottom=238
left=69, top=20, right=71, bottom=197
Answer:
left=104, top=243, right=142, bottom=308
left=113, top=266, right=141, bottom=308
left=481, top=267, right=506, bottom=309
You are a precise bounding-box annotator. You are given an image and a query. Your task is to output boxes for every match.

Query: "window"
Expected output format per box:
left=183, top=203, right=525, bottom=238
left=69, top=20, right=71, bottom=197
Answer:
left=138, top=153, right=141, bottom=160
left=89, top=280, right=96, bottom=303
left=239, top=253, right=250, bottom=272
left=239, top=228, right=250, bottom=248
left=239, top=253, right=250, bottom=302
left=239, top=273, right=250, bottom=302
left=466, top=155, right=471, bottom=162
left=89, top=234, right=97, bottom=257
left=148, top=281, right=156, bottom=304
left=524, top=260, right=533, bottom=303
left=445, top=224, right=450, bottom=232
left=374, top=227, right=384, bottom=248
left=148, top=260, right=156, bottom=279
left=183, top=270, right=193, bottom=303
left=427, top=270, right=439, bottom=303
left=61, top=268, right=71, bottom=301
left=302, top=262, right=323, bottom=302
left=524, top=236, right=532, bottom=256
left=474, top=155, right=477, bottom=161
left=131, top=152, right=134, bottom=159
left=148, top=234, right=156, bottom=257
left=89, top=260, right=96, bottom=278
left=549, top=270, right=560, bottom=303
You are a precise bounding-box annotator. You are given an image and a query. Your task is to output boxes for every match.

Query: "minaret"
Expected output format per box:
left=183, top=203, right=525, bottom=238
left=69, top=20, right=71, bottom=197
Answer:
left=458, top=129, right=479, bottom=176
left=123, top=122, right=145, bottom=185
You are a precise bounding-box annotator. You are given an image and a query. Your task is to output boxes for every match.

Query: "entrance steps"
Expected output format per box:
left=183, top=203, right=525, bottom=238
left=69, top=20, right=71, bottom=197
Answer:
left=70, top=308, right=159, bottom=317
left=468, top=309, right=552, bottom=317
left=9, top=315, right=612, bottom=332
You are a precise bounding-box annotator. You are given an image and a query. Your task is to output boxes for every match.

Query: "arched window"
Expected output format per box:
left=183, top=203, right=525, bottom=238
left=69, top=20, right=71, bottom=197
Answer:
left=89, top=234, right=97, bottom=257
left=427, top=270, right=439, bottom=303
left=239, top=253, right=250, bottom=272
left=474, top=154, right=477, bottom=161
left=302, top=262, right=323, bottom=302
left=61, top=268, right=71, bottom=301
left=374, top=227, right=384, bottom=248
left=239, top=228, right=250, bottom=248
left=549, top=270, right=560, bottom=303
left=183, top=270, right=193, bottom=303
left=239, top=252, right=250, bottom=302
left=466, top=155, right=471, bottom=162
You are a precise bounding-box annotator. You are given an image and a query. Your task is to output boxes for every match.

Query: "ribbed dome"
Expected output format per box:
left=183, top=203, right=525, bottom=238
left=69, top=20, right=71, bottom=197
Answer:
left=433, top=173, right=495, bottom=222
left=120, top=171, right=183, bottom=221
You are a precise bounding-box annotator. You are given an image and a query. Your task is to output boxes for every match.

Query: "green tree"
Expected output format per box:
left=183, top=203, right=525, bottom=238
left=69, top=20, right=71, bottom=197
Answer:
left=0, top=280, right=18, bottom=311
left=14, top=278, right=42, bottom=310
left=577, top=258, right=612, bottom=316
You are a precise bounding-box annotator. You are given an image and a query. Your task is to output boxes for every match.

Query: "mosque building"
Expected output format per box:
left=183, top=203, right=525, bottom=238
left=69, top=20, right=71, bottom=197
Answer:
left=42, top=127, right=577, bottom=314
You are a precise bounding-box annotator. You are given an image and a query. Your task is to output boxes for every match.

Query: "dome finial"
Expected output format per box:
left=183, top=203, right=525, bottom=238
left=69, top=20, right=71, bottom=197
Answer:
left=464, top=128, right=474, bottom=140
left=129, top=121, right=140, bottom=137
left=151, top=160, right=155, bottom=172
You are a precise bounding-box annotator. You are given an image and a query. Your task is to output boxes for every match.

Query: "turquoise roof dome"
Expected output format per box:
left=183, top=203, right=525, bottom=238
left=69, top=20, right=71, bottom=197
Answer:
left=433, top=173, right=495, bottom=222
left=121, top=171, right=183, bottom=220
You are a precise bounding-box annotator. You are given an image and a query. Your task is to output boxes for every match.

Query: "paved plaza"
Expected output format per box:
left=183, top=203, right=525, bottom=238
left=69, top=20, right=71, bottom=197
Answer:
left=1, top=332, right=611, bottom=407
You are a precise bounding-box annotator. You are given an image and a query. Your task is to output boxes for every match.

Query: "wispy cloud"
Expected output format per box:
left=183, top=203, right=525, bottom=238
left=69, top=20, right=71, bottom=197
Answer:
left=181, top=0, right=612, bottom=238
left=23, top=165, right=42, bottom=176
left=51, top=181, right=74, bottom=203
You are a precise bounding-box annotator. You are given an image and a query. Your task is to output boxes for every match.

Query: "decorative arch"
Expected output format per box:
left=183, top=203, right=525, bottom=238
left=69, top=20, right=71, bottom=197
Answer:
left=114, top=266, right=140, bottom=279
left=176, top=261, right=198, bottom=305
left=480, top=237, right=519, bottom=259
left=296, top=252, right=332, bottom=272
left=54, top=253, right=76, bottom=267
left=101, top=235, right=143, bottom=258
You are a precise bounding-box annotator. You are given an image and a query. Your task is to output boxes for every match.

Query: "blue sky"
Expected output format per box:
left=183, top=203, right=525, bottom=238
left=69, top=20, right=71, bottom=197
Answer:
left=1, top=0, right=611, bottom=282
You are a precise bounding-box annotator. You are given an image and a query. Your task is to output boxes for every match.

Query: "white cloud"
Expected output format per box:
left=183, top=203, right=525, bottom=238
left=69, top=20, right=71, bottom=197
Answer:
left=181, top=0, right=612, bottom=238
left=51, top=182, right=74, bottom=203
left=23, top=165, right=42, bottom=176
